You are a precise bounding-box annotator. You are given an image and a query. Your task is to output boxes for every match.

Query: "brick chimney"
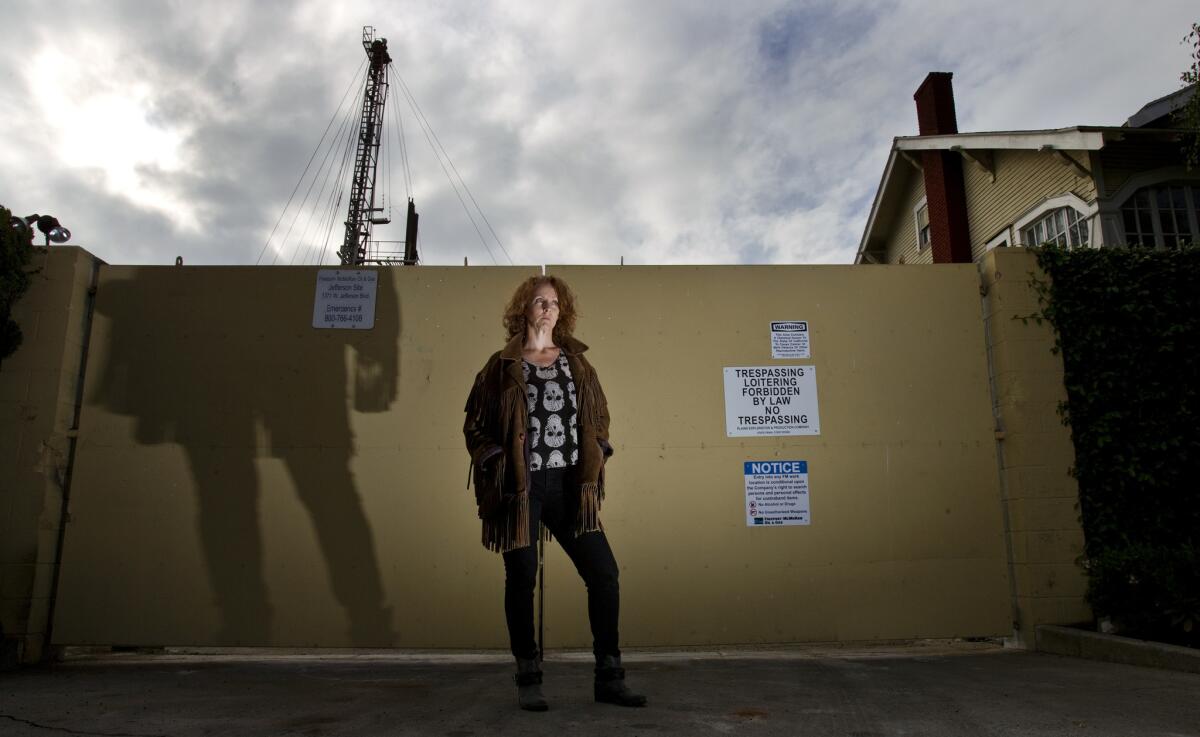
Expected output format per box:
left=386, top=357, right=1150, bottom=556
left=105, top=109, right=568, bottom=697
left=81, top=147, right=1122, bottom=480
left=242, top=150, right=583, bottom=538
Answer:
left=914, top=72, right=972, bottom=263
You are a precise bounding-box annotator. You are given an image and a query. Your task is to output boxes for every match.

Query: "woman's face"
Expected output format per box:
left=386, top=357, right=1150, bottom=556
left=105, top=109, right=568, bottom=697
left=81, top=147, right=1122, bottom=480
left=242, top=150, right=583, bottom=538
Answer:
left=525, top=283, right=560, bottom=333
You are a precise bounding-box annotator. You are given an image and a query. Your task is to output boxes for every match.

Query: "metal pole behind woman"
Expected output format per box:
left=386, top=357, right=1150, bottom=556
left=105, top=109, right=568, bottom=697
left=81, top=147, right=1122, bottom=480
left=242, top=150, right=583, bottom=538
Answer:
left=538, top=522, right=546, bottom=657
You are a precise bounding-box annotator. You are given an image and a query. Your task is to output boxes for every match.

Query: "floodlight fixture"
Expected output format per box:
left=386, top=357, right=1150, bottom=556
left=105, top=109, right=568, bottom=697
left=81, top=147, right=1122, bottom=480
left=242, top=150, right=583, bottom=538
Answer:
left=13, top=214, right=69, bottom=247
left=35, top=215, right=71, bottom=245
left=7, top=213, right=71, bottom=246
left=9, top=214, right=33, bottom=240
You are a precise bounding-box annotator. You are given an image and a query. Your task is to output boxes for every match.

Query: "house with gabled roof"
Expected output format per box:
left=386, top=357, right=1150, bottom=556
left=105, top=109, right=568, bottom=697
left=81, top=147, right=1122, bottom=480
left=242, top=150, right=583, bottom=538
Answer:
left=855, top=73, right=1199, bottom=265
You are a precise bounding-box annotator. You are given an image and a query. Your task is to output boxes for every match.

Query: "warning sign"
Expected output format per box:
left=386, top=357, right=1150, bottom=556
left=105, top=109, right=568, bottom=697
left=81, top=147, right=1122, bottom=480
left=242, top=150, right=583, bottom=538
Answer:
left=770, top=321, right=809, bottom=359
left=744, top=460, right=810, bottom=526
left=723, top=366, right=820, bottom=436
left=313, top=270, right=378, bottom=329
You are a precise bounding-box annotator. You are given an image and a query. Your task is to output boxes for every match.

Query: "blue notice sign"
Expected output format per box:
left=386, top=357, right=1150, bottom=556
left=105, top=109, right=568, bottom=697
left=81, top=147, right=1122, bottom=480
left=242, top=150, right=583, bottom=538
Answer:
left=743, top=460, right=810, bottom=526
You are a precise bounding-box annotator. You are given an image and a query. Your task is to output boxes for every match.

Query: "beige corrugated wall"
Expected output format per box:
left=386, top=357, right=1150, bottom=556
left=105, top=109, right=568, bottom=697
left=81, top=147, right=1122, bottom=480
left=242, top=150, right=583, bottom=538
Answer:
left=46, top=259, right=1017, bottom=649
left=0, top=247, right=101, bottom=663
left=980, top=249, right=1090, bottom=643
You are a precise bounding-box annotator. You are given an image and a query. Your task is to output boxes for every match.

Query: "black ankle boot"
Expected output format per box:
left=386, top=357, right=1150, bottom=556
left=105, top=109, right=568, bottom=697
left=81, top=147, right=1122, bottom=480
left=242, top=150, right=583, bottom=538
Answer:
left=594, top=654, right=647, bottom=707
left=515, top=657, right=548, bottom=711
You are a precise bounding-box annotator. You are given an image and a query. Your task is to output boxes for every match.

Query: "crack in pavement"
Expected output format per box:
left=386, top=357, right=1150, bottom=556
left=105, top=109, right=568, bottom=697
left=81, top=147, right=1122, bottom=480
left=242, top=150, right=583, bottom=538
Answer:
left=0, top=714, right=169, bottom=737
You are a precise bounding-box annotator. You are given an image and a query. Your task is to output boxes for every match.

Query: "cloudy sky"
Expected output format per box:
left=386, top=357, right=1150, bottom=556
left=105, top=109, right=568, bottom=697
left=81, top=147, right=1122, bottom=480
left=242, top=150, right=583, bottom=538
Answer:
left=2, top=1, right=1196, bottom=266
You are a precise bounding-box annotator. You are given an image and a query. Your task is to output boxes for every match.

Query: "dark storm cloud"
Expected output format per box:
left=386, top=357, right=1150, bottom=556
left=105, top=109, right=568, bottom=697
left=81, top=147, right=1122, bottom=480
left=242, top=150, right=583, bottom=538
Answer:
left=2, top=1, right=1198, bottom=267
left=2, top=0, right=364, bottom=264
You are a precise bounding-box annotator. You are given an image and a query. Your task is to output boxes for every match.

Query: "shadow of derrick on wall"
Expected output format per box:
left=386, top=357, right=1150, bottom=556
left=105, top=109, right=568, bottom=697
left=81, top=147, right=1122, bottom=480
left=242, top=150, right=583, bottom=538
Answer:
left=88, top=269, right=399, bottom=646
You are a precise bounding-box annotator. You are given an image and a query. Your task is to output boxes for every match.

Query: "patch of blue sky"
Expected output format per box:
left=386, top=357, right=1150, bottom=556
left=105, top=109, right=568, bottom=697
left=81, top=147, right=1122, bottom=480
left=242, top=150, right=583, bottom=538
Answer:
left=751, top=186, right=821, bottom=217
left=755, top=3, right=878, bottom=86
left=731, top=238, right=774, bottom=264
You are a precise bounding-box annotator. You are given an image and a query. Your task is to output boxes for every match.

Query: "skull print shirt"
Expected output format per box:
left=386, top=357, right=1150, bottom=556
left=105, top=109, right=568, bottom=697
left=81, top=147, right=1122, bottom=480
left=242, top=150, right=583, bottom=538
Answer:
left=522, top=351, right=579, bottom=472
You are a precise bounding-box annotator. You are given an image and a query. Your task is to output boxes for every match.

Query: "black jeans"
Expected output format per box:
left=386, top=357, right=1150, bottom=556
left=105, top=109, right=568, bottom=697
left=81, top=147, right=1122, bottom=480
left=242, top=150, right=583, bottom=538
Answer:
left=502, top=467, right=621, bottom=660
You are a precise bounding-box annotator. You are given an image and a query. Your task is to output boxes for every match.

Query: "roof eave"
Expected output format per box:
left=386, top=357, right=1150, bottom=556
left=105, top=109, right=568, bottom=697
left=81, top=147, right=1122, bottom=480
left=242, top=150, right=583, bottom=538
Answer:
left=895, top=128, right=1107, bottom=152
left=856, top=142, right=901, bottom=264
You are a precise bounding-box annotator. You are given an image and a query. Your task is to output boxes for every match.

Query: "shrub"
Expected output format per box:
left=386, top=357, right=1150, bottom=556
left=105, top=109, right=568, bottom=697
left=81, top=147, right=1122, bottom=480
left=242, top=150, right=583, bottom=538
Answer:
left=1030, top=244, right=1200, bottom=647
left=0, top=205, right=35, bottom=365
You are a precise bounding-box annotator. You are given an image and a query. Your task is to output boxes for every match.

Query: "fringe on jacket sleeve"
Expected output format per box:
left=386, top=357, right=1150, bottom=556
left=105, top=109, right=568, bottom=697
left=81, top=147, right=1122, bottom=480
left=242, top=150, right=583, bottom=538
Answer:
left=467, top=360, right=534, bottom=553
left=575, top=358, right=608, bottom=535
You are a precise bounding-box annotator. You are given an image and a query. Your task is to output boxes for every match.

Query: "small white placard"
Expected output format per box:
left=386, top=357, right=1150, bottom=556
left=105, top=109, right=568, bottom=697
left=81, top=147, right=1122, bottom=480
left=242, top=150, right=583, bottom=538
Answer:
left=723, top=366, right=820, bottom=436
left=744, top=460, right=810, bottom=526
left=312, top=270, right=377, bottom=329
left=770, top=320, right=809, bottom=359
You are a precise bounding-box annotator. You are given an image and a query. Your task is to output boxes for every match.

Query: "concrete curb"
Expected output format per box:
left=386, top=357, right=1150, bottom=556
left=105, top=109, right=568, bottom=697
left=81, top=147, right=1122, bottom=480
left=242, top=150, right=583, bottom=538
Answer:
left=1035, top=624, right=1200, bottom=674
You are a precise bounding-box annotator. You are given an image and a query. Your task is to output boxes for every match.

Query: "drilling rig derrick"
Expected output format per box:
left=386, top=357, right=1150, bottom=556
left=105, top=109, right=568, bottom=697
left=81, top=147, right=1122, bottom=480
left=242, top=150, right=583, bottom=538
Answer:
left=339, top=27, right=399, bottom=266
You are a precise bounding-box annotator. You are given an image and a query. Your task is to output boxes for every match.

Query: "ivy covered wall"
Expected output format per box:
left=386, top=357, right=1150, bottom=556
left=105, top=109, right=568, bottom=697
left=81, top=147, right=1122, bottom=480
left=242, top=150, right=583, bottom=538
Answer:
left=1032, top=245, right=1200, bottom=646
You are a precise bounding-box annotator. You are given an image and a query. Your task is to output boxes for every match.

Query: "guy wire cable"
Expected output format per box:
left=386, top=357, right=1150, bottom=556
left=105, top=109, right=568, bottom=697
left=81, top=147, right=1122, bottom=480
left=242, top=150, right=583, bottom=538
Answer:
left=289, top=94, right=362, bottom=265
left=312, top=89, right=365, bottom=263
left=257, top=58, right=367, bottom=265
left=389, top=73, right=413, bottom=199
left=393, top=65, right=512, bottom=264
left=393, top=67, right=496, bottom=264
left=317, top=99, right=369, bottom=265
left=382, top=95, right=391, bottom=229
left=394, top=69, right=514, bottom=265
left=390, top=63, right=507, bottom=265
left=280, top=94, right=358, bottom=266
left=276, top=71, right=364, bottom=265
left=301, top=140, right=350, bottom=266
left=400, top=108, right=413, bottom=199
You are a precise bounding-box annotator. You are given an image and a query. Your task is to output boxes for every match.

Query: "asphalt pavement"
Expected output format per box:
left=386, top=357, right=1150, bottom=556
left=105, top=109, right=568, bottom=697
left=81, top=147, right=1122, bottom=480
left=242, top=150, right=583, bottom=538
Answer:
left=2, top=640, right=1198, bottom=736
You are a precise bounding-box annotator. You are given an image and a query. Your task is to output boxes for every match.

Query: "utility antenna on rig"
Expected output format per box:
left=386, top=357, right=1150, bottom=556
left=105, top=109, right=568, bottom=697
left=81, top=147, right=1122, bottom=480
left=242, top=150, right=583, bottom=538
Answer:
left=339, top=27, right=418, bottom=266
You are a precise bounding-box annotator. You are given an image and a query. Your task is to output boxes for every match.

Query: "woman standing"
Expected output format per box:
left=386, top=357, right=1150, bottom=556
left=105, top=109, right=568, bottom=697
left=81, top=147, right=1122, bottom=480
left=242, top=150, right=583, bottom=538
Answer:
left=464, top=275, right=646, bottom=712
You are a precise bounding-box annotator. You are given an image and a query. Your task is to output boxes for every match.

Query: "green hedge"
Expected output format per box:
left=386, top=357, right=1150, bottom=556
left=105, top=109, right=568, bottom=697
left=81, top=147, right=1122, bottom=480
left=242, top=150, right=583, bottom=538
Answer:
left=1030, top=245, right=1200, bottom=646
left=1, top=205, right=35, bottom=364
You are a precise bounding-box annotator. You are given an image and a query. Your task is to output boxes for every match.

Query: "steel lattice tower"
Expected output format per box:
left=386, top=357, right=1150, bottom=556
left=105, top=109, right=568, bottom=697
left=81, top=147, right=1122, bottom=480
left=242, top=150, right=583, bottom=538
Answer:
left=338, top=27, right=392, bottom=266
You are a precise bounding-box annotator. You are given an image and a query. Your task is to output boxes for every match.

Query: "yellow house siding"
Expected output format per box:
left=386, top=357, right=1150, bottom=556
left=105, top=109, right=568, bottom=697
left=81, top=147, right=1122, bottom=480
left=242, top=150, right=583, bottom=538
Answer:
left=883, top=171, right=931, bottom=264
left=963, top=150, right=1097, bottom=260
left=877, top=150, right=1097, bottom=265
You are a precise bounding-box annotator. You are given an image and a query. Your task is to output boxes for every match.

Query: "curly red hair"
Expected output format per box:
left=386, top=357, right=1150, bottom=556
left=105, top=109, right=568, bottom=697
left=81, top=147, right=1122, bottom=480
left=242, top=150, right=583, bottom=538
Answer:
left=502, top=275, right=578, bottom=343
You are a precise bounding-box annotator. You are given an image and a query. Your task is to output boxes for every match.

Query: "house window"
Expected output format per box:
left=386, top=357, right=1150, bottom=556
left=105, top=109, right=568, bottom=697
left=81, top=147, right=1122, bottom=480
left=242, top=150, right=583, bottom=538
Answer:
left=1121, top=184, right=1200, bottom=249
left=1020, top=207, right=1089, bottom=248
left=916, top=204, right=931, bottom=251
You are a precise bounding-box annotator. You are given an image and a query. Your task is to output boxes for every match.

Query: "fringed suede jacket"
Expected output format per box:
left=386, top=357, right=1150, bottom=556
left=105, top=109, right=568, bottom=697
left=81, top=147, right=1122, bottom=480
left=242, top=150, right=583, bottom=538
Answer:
left=464, top=334, right=613, bottom=553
